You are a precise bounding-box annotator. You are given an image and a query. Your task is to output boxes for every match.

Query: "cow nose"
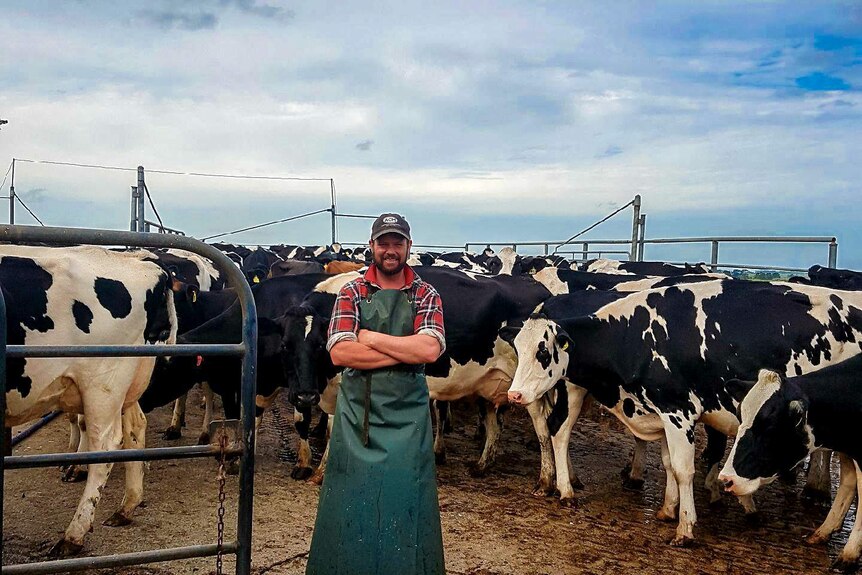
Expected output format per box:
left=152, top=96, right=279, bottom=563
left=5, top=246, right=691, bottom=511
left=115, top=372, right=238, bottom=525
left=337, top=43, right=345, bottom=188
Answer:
left=507, top=391, right=523, bottom=404
left=297, top=392, right=320, bottom=408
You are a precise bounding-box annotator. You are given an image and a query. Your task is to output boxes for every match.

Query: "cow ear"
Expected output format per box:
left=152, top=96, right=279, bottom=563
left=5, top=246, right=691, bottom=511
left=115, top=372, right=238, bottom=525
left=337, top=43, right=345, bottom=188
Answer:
left=726, top=378, right=756, bottom=403
left=498, top=324, right=521, bottom=346
left=555, top=330, right=573, bottom=352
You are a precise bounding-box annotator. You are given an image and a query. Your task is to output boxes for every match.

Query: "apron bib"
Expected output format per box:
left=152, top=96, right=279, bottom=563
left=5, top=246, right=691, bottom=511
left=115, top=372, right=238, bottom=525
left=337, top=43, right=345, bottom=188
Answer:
left=306, top=288, right=445, bottom=575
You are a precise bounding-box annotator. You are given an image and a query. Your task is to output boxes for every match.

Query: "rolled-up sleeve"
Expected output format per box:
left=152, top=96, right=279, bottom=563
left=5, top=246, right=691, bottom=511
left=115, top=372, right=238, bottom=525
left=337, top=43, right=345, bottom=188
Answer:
left=326, top=283, right=361, bottom=352
left=414, top=284, right=446, bottom=357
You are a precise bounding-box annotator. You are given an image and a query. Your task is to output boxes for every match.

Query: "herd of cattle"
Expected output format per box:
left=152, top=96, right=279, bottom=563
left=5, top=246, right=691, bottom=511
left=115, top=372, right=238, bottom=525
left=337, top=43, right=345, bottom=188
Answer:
left=2, top=240, right=861, bottom=570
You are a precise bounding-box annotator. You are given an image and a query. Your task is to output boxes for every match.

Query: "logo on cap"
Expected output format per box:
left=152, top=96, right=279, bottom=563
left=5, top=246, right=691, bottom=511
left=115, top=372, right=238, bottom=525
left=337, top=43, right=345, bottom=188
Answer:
left=383, top=216, right=397, bottom=224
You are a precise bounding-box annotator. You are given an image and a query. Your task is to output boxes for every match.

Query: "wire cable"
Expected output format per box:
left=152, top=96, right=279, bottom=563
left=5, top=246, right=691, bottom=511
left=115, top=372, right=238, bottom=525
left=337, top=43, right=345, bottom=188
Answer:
left=202, top=207, right=333, bottom=241
left=552, top=200, right=635, bottom=255
left=142, top=183, right=165, bottom=229
left=0, top=160, right=13, bottom=191
left=15, top=195, right=45, bottom=226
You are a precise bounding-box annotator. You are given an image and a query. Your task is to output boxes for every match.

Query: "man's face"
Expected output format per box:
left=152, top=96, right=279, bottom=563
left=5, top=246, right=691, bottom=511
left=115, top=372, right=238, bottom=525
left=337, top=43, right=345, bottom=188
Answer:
left=370, top=233, right=411, bottom=276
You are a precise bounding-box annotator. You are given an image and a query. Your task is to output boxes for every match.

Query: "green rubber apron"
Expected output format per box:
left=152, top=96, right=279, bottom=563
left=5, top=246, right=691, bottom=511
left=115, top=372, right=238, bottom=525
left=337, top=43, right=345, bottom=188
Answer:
left=306, top=288, right=445, bottom=575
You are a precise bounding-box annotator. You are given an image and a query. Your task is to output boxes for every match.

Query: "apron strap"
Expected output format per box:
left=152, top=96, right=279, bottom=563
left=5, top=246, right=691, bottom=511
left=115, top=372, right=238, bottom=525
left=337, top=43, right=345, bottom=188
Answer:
left=362, top=372, right=372, bottom=446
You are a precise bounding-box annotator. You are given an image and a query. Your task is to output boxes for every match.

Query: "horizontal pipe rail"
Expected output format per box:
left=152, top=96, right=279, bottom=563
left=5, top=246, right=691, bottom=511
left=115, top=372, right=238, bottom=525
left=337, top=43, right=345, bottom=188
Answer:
left=5, top=343, right=245, bottom=359
left=11, top=410, right=63, bottom=447
left=467, top=236, right=836, bottom=247
left=4, top=444, right=244, bottom=469
left=2, top=542, right=238, bottom=575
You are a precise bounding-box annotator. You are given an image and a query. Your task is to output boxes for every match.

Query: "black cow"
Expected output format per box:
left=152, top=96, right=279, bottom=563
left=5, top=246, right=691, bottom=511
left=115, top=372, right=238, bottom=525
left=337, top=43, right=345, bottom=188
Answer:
left=242, top=247, right=281, bottom=284
left=269, top=259, right=326, bottom=277
left=507, top=279, right=862, bottom=546
left=719, top=357, right=862, bottom=571
left=790, top=264, right=862, bottom=291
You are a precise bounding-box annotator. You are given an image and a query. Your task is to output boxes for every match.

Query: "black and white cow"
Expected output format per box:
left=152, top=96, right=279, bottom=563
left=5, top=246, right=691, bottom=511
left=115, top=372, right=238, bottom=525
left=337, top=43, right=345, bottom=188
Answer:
left=532, top=267, right=726, bottom=296
left=507, top=279, right=862, bottom=546
left=242, top=247, right=281, bottom=285
left=1, top=245, right=178, bottom=557
left=269, top=259, right=326, bottom=278
left=580, top=258, right=712, bottom=276
left=719, top=358, right=862, bottom=571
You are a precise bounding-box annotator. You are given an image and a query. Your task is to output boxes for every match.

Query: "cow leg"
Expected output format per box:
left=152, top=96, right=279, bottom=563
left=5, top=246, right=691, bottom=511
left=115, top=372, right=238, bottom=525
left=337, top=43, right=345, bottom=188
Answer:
left=62, top=415, right=89, bottom=483
left=310, top=412, right=329, bottom=439
left=526, top=399, right=555, bottom=497
left=163, top=393, right=188, bottom=440
left=197, top=383, right=215, bottom=445
left=622, top=439, right=647, bottom=491
left=104, top=403, right=147, bottom=527
left=804, top=449, right=833, bottom=499
left=551, top=383, right=590, bottom=502
left=51, top=404, right=124, bottom=557
left=663, top=422, right=698, bottom=547
left=807, top=452, right=857, bottom=545
left=292, top=406, right=313, bottom=480
left=833, top=459, right=862, bottom=572
left=469, top=405, right=504, bottom=477
left=433, top=400, right=447, bottom=465
left=656, top=435, right=679, bottom=522
left=308, top=416, right=334, bottom=486
left=702, top=426, right=727, bottom=505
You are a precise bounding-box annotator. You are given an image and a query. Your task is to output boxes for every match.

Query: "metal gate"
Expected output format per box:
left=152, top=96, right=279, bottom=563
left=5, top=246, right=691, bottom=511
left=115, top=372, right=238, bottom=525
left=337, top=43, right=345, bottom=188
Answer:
left=0, top=224, right=258, bottom=575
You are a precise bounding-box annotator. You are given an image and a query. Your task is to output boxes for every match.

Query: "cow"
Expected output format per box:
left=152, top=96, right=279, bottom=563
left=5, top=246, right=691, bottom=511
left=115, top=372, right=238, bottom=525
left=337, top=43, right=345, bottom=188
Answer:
left=791, top=264, right=862, bottom=293
left=242, top=247, right=281, bottom=284
left=580, top=258, right=712, bottom=276
left=531, top=267, right=728, bottom=296
left=0, top=244, right=178, bottom=557
left=269, top=259, right=326, bottom=277
left=719, top=359, right=862, bottom=571
left=506, top=279, right=862, bottom=546
left=210, top=242, right=251, bottom=266
left=323, top=260, right=365, bottom=275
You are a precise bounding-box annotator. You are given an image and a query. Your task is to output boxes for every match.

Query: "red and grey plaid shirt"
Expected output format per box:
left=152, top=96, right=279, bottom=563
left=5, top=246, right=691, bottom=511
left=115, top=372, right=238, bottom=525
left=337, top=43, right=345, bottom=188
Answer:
left=326, top=264, right=446, bottom=357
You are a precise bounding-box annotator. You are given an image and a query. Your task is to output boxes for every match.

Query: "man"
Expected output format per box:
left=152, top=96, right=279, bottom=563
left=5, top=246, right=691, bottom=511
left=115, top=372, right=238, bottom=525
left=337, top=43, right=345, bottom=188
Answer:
left=306, top=213, right=446, bottom=575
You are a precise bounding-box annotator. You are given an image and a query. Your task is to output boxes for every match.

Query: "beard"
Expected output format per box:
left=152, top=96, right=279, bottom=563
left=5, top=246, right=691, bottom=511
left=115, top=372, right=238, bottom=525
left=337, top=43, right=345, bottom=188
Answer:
left=374, top=253, right=406, bottom=276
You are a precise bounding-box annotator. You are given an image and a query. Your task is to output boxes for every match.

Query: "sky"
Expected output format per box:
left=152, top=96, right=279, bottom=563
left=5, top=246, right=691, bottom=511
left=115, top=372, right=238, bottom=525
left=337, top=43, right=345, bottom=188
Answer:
left=1, top=1, right=860, bottom=270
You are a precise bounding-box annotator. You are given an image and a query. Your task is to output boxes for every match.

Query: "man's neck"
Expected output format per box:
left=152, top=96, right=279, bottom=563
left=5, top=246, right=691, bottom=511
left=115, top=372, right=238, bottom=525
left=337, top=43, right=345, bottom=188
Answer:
left=375, top=269, right=406, bottom=290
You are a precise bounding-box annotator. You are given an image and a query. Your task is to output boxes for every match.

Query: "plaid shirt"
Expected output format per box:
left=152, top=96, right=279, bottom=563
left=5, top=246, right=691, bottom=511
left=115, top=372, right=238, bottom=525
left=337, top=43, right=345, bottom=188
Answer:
left=326, top=264, right=446, bottom=357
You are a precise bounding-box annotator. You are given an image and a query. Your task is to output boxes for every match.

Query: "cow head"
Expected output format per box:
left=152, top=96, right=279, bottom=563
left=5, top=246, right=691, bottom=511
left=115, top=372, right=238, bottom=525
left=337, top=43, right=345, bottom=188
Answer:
left=169, top=277, right=202, bottom=334
left=719, top=370, right=813, bottom=496
left=506, top=314, right=573, bottom=405
left=143, top=269, right=180, bottom=344
left=278, top=305, right=328, bottom=409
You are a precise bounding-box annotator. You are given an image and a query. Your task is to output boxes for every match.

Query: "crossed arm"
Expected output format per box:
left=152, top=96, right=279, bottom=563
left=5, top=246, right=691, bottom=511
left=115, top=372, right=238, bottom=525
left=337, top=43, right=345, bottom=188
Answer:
left=330, top=330, right=441, bottom=370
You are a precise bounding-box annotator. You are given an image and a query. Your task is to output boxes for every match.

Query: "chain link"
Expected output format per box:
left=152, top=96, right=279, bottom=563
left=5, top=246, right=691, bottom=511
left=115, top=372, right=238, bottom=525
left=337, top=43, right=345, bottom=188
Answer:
left=216, top=432, right=228, bottom=575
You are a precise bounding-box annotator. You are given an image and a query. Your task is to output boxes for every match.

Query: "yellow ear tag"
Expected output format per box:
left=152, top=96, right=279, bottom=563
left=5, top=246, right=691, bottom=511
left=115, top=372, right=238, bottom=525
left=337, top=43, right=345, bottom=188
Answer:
left=253, top=276, right=260, bottom=283
left=192, top=291, right=197, bottom=303
left=529, top=268, right=536, bottom=274
left=562, top=342, right=569, bottom=351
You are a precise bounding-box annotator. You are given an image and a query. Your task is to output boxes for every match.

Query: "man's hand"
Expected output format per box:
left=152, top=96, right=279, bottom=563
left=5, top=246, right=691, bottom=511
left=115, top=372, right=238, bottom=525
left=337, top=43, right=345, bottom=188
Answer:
left=330, top=340, right=400, bottom=370
left=358, top=329, right=441, bottom=365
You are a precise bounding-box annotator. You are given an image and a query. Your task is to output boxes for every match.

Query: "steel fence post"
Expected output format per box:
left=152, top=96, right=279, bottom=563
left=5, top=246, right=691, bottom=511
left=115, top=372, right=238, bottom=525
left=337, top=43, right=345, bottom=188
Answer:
left=136, top=167, right=146, bottom=232
left=710, top=241, right=719, bottom=272
left=828, top=238, right=838, bottom=268
left=629, top=194, right=641, bottom=261
left=637, top=214, right=646, bottom=261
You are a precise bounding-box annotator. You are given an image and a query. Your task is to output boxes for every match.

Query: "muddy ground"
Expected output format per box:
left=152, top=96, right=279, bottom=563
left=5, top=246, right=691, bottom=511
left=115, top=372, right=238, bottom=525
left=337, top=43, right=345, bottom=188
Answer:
left=3, top=387, right=855, bottom=575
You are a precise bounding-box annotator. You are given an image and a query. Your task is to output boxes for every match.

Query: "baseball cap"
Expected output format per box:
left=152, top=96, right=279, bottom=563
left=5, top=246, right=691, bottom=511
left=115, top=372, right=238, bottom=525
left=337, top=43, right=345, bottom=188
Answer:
left=371, top=213, right=411, bottom=241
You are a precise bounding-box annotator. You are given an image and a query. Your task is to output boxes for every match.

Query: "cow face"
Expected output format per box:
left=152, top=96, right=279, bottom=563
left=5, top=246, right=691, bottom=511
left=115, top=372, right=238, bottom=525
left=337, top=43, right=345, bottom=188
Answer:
left=169, top=278, right=202, bottom=334
left=279, top=307, right=327, bottom=409
left=719, top=370, right=813, bottom=496
left=143, top=271, right=178, bottom=344
left=506, top=315, right=573, bottom=405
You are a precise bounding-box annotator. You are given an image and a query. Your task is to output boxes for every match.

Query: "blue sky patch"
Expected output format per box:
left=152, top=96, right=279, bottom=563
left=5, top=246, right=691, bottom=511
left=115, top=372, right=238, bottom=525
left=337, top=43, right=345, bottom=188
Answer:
left=795, top=72, right=851, bottom=91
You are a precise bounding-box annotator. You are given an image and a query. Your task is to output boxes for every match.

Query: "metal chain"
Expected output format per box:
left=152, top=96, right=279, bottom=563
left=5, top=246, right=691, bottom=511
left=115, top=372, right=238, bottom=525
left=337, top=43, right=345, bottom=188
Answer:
left=216, top=432, right=228, bottom=575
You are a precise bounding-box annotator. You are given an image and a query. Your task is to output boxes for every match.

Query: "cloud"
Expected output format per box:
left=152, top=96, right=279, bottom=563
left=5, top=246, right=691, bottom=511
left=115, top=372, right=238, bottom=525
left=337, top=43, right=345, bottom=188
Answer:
left=137, top=10, right=218, bottom=31
left=598, top=145, right=623, bottom=158
left=226, top=0, right=295, bottom=21
left=355, top=139, right=374, bottom=151
left=20, top=188, right=47, bottom=202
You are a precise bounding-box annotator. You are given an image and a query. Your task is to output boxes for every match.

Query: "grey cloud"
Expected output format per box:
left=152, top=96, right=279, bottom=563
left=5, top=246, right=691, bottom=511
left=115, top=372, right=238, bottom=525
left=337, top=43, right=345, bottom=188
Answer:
left=599, top=145, right=623, bottom=158
left=138, top=10, right=218, bottom=31
left=20, top=188, right=48, bottom=202
left=356, top=140, right=374, bottom=151
left=221, top=0, right=295, bottom=21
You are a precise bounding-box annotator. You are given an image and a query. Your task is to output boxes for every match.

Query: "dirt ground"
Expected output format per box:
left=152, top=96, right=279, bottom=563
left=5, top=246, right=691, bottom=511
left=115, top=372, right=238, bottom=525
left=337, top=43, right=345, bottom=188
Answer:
left=3, top=387, right=856, bottom=575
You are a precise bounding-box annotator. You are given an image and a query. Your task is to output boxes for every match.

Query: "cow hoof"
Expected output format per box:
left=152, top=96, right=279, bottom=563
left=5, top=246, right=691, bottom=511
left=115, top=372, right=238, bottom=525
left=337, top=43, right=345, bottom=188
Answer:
left=804, top=532, right=828, bottom=546
left=162, top=427, right=182, bottom=441
left=668, top=535, right=694, bottom=548
left=830, top=558, right=859, bottom=573
left=467, top=464, right=489, bottom=478
left=619, top=464, right=632, bottom=480
left=291, top=466, right=313, bottom=481
left=197, top=432, right=211, bottom=446
left=61, top=466, right=88, bottom=483
left=532, top=483, right=556, bottom=497
left=622, top=477, right=645, bottom=491
left=435, top=451, right=446, bottom=465
left=226, top=460, right=240, bottom=476
left=48, top=539, right=84, bottom=558
left=655, top=509, right=676, bottom=522
left=559, top=496, right=578, bottom=509
left=103, top=512, right=132, bottom=527
left=743, top=511, right=761, bottom=526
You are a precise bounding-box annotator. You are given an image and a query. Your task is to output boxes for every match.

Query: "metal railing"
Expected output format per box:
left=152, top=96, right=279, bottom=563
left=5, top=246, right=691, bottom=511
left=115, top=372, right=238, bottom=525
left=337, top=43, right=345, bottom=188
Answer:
left=0, top=225, right=258, bottom=575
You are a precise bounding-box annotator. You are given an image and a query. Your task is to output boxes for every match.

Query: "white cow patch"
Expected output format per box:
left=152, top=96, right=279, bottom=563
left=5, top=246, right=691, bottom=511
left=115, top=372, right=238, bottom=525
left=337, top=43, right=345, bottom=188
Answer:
left=313, top=271, right=361, bottom=294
